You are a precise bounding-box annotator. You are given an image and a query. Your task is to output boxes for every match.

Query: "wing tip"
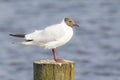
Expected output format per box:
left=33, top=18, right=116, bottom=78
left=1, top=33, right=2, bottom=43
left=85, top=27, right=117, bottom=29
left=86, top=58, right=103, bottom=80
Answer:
left=9, top=34, right=25, bottom=38
left=9, top=34, right=14, bottom=36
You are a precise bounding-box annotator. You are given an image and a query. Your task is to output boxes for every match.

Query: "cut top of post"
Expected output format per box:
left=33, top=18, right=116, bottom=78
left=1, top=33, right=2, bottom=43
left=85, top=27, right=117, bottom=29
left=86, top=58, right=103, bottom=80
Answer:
left=34, top=59, right=75, bottom=66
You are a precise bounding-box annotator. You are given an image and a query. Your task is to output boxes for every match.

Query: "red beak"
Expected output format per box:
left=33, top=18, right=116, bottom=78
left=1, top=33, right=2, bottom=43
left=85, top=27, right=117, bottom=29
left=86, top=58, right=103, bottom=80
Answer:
left=73, top=24, right=79, bottom=27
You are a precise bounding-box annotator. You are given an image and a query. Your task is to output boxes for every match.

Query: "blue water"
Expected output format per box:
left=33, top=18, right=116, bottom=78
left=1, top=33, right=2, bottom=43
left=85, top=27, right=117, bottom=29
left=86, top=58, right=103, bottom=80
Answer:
left=0, top=0, right=120, bottom=80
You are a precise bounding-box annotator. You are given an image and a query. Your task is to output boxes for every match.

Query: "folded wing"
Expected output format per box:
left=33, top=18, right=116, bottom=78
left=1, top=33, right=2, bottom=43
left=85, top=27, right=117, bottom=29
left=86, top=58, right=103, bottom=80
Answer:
left=25, top=24, right=65, bottom=43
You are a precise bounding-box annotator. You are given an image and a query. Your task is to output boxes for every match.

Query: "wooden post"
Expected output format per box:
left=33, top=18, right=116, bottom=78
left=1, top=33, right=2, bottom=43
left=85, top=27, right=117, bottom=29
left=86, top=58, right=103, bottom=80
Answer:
left=34, top=60, right=75, bottom=80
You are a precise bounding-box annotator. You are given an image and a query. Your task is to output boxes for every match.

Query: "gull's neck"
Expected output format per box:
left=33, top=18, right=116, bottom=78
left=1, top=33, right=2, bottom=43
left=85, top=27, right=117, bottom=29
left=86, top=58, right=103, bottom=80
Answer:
left=60, top=19, right=69, bottom=28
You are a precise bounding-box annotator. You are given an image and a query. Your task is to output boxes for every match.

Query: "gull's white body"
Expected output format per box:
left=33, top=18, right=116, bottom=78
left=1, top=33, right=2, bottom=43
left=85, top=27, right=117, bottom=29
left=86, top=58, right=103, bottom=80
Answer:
left=22, top=20, right=73, bottom=49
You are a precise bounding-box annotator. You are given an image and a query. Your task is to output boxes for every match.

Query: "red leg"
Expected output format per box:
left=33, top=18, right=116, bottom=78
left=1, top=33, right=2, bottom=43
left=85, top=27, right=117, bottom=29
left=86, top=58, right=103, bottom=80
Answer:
left=52, top=48, right=57, bottom=61
left=52, top=48, right=63, bottom=62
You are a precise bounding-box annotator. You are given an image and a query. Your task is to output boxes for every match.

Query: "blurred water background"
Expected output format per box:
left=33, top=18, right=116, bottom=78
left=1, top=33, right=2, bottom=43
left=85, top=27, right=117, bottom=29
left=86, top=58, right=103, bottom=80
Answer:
left=0, top=0, right=120, bottom=80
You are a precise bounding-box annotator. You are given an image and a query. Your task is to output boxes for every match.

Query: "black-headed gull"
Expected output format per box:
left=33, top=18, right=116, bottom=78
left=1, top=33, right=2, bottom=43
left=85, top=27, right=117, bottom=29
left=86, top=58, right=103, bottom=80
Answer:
left=10, top=18, right=79, bottom=62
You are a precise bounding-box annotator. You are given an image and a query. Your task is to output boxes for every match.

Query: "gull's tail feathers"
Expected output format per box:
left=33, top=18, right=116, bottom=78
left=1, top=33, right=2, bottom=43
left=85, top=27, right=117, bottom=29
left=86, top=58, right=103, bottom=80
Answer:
left=9, top=34, right=25, bottom=38
left=12, top=40, right=33, bottom=45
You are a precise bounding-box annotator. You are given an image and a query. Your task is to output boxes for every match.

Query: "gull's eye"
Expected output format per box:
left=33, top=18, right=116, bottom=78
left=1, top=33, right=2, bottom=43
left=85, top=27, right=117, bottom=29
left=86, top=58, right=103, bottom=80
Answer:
left=69, top=21, right=72, bottom=23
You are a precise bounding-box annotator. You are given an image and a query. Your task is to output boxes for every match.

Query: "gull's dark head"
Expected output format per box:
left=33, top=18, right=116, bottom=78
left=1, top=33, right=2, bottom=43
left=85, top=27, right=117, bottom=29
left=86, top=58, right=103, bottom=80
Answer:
left=64, top=18, right=79, bottom=27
